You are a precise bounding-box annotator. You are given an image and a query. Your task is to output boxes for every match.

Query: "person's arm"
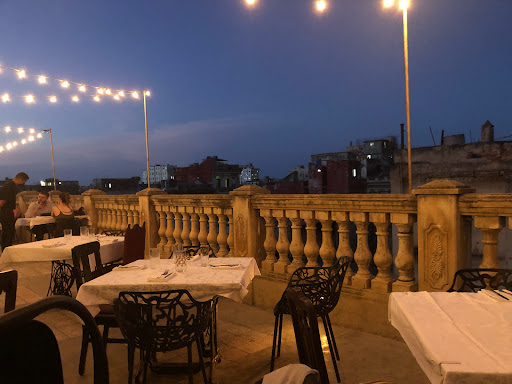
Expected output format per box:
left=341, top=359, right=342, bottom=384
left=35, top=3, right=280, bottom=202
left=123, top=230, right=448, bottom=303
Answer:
left=25, top=202, right=37, bottom=218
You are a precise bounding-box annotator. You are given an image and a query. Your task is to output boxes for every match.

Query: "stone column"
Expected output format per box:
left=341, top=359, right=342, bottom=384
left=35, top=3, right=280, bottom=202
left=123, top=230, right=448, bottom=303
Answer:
left=81, top=189, right=106, bottom=234
left=273, top=212, right=290, bottom=275
left=414, top=179, right=474, bottom=291
left=227, top=209, right=235, bottom=256
left=333, top=212, right=353, bottom=285
left=392, top=213, right=417, bottom=292
left=189, top=211, right=200, bottom=247
left=230, top=185, right=270, bottom=263
left=475, top=216, right=505, bottom=268
left=350, top=212, right=373, bottom=289
left=287, top=210, right=305, bottom=275
left=370, top=213, right=393, bottom=292
left=181, top=210, right=191, bottom=247
left=317, top=211, right=335, bottom=267
left=137, top=188, right=166, bottom=257
left=261, top=209, right=277, bottom=272
left=301, top=211, right=319, bottom=267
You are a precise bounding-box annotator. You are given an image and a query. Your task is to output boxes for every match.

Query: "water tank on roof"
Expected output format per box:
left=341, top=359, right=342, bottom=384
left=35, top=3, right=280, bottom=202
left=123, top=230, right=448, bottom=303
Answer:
left=443, top=134, right=465, bottom=146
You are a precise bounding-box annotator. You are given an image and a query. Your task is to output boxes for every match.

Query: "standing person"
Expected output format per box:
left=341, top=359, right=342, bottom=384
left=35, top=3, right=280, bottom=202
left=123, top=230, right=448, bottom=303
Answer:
left=25, top=191, right=54, bottom=241
left=0, top=172, right=29, bottom=250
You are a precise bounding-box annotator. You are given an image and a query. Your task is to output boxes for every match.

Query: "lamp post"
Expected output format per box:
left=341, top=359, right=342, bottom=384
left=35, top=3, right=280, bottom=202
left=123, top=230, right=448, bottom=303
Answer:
left=143, top=90, right=151, bottom=188
left=42, top=129, right=57, bottom=191
left=385, top=0, right=412, bottom=194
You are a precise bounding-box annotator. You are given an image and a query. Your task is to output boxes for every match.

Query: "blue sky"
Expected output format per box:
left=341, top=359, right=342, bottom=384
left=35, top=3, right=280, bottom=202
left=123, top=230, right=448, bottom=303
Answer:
left=0, top=0, right=511, bottom=185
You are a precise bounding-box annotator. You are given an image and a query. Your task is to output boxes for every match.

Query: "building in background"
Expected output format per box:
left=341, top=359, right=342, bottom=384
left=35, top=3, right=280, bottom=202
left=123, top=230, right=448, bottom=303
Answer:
left=91, top=177, right=141, bottom=194
left=41, top=179, right=80, bottom=195
left=240, top=163, right=260, bottom=185
left=142, top=164, right=175, bottom=186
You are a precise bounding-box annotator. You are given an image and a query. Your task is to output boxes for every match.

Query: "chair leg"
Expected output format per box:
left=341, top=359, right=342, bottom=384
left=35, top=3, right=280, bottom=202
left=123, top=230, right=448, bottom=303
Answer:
left=102, top=325, right=110, bottom=351
left=270, top=314, right=279, bottom=372
left=78, top=325, right=88, bottom=375
left=127, top=344, right=135, bottom=384
left=322, top=316, right=341, bottom=383
left=277, top=313, right=283, bottom=358
left=325, top=314, right=340, bottom=360
left=196, top=338, right=208, bottom=384
left=142, top=349, right=150, bottom=384
left=187, top=344, right=194, bottom=384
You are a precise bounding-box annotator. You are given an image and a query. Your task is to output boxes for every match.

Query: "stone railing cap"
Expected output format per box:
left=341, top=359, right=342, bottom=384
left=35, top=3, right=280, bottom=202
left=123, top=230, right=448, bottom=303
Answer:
left=48, top=190, right=61, bottom=196
left=81, top=189, right=107, bottom=196
left=18, top=190, right=39, bottom=196
left=229, top=185, right=270, bottom=196
left=413, top=179, right=475, bottom=195
left=136, top=188, right=167, bottom=196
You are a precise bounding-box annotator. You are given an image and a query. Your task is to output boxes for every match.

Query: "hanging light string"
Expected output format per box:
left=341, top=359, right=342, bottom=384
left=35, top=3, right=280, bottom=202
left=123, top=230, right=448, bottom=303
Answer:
left=0, top=129, right=43, bottom=153
left=0, top=63, right=149, bottom=104
left=2, top=126, right=38, bottom=134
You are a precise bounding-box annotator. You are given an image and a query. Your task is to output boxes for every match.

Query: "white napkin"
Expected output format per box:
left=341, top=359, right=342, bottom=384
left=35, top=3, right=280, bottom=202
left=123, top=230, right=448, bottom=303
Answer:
left=113, top=264, right=148, bottom=271
left=478, top=289, right=510, bottom=302
left=147, top=272, right=176, bottom=282
left=210, top=264, right=242, bottom=270
left=42, top=242, right=65, bottom=248
left=262, top=364, right=318, bottom=384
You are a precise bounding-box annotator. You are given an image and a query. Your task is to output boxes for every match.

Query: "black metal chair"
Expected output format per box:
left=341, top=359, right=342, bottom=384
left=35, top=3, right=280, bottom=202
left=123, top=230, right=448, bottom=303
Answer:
left=114, top=290, right=217, bottom=384
left=0, top=269, right=17, bottom=313
left=447, top=268, right=512, bottom=292
left=270, top=256, right=351, bottom=383
left=0, top=296, right=109, bottom=384
left=72, top=241, right=125, bottom=376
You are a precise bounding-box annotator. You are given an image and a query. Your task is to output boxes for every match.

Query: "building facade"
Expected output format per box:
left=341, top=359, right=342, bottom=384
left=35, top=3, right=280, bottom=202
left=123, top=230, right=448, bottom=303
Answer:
left=141, top=164, right=175, bottom=186
left=240, top=163, right=260, bottom=185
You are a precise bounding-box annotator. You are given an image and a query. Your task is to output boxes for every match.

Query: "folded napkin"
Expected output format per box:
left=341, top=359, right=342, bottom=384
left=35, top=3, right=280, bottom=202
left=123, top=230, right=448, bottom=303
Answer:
left=42, top=242, right=66, bottom=248
left=210, top=264, right=242, bottom=270
left=262, top=364, right=318, bottom=384
left=113, top=264, right=148, bottom=271
left=147, top=272, right=176, bottom=282
left=478, top=289, right=510, bottom=302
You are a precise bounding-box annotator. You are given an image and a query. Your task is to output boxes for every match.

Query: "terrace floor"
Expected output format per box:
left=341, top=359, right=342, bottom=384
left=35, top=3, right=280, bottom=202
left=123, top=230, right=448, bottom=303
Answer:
left=0, top=259, right=430, bottom=384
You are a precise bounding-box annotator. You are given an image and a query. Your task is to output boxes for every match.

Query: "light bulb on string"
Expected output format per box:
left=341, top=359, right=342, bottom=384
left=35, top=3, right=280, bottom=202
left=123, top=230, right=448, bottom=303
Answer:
left=61, top=81, right=70, bottom=88
left=105, top=89, right=112, bottom=95
left=315, top=0, right=327, bottom=12
left=12, top=141, right=17, bottom=147
left=29, top=128, right=35, bottom=134
left=17, top=127, right=23, bottom=133
left=383, top=0, right=394, bottom=7
left=38, top=76, right=47, bottom=84
left=118, top=91, right=125, bottom=97
left=6, top=143, right=12, bottom=150
left=113, top=95, right=120, bottom=101
left=36, top=133, right=42, bottom=139
left=28, top=136, right=34, bottom=142
left=132, top=91, right=139, bottom=99
left=21, top=139, right=26, bottom=144
left=49, top=96, right=57, bottom=103
left=5, top=126, right=11, bottom=133
left=79, top=85, right=86, bottom=92
left=93, top=95, right=100, bottom=102
left=25, top=95, right=35, bottom=103
left=72, top=95, right=79, bottom=102
left=17, top=70, right=26, bottom=79
left=0, top=146, right=3, bottom=152
left=245, top=0, right=257, bottom=6
left=2, top=93, right=10, bottom=103
left=144, top=90, right=151, bottom=97
left=97, top=88, right=104, bottom=95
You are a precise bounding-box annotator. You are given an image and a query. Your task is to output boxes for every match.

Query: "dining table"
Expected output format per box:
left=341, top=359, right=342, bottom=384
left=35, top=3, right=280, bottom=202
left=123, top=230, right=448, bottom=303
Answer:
left=389, top=291, right=512, bottom=384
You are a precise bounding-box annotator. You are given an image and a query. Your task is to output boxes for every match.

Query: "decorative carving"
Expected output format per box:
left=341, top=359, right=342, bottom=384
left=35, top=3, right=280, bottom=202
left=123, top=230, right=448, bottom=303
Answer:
left=425, top=225, right=448, bottom=290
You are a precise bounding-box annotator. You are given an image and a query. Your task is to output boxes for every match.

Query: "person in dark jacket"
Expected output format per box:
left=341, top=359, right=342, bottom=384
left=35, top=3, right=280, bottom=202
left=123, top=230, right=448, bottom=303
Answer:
left=0, top=172, right=29, bottom=250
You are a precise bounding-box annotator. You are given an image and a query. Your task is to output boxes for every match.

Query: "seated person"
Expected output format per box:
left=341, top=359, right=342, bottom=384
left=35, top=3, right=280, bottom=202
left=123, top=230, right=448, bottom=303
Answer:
left=51, top=192, right=76, bottom=237
left=25, top=191, right=54, bottom=241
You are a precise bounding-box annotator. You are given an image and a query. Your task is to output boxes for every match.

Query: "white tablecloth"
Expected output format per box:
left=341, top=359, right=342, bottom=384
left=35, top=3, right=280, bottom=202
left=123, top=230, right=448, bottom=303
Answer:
left=0, top=235, right=124, bottom=263
left=389, top=291, right=512, bottom=384
left=76, top=257, right=260, bottom=316
left=15, top=215, right=90, bottom=229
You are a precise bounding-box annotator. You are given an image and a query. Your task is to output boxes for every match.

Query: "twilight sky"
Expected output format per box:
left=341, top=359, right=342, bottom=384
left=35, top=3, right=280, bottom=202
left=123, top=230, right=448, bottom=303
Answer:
left=0, top=0, right=511, bottom=185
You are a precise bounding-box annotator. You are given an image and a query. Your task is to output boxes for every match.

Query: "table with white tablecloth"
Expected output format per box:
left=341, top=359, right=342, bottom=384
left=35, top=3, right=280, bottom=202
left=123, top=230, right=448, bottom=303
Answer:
left=389, top=291, right=512, bottom=384
left=15, top=215, right=91, bottom=229
left=76, top=257, right=260, bottom=316
left=0, top=235, right=124, bottom=264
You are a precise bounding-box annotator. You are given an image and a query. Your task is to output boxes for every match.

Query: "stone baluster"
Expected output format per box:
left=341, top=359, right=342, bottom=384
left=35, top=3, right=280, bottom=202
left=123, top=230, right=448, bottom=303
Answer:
left=173, top=211, right=183, bottom=245
left=333, top=212, right=353, bottom=285
left=216, top=210, right=229, bottom=257
left=157, top=210, right=167, bottom=253
left=227, top=210, right=235, bottom=256
left=97, top=207, right=105, bottom=233
left=475, top=216, right=505, bottom=269
left=198, top=212, right=208, bottom=247
left=370, top=213, right=393, bottom=292
left=287, top=210, right=304, bottom=275
left=392, top=213, right=418, bottom=291
left=110, top=207, right=118, bottom=231
left=207, top=212, right=219, bottom=253
left=181, top=211, right=191, bottom=247
left=261, top=209, right=277, bottom=272
left=127, top=209, right=134, bottom=228
left=273, top=212, right=290, bottom=275
left=120, top=209, right=128, bottom=231
left=105, top=208, right=112, bottom=233
left=133, top=210, right=140, bottom=226
left=189, top=211, right=200, bottom=247
left=116, top=208, right=124, bottom=231
left=163, top=211, right=175, bottom=257
left=350, top=212, right=373, bottom=289
left=318, top=211, right=335, bottom=267
left=302, top=211, right=319, bottom=267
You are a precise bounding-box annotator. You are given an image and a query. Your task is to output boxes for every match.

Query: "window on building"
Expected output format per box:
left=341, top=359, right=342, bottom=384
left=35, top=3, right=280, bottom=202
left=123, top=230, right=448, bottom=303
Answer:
left=370, top=142, right=374, bottom=147
left=367, top=154, right=372, bottom=159
left=352, top=169, right=357, bottom=177
left=108, top=183, right=112, bottom=189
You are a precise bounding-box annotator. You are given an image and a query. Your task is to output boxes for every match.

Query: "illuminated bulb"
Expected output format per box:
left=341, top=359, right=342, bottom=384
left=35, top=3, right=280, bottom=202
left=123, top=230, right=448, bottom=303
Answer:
left=315, top=0, right=327, bottom=12
left=383, top=0, right=394, bottom=7
left=17, top=127, right=24, bottom=133
left=105, top=89, right=112, bottom=95
left=49, top=96, right=57, bottom=103
left=72, top=95, right=79, bottom=102
left=118, top=91, right=125, bottom=97
left=25, top=94, right=35, bottom=103
left=2, top=93, right=10, bottom=103
left=113, top=95, right=120, bottom=101
left=399, top=0, right=409, bottom=9
left=5, top=126, right=11, bottom=133
left=6, top=143, right=12, bottom=150
left=61, top=81, right=70, bottom=88
left=79, top=85, right=86, bottom=92
left=93, top=95, right=100, bottom=102
left=37, top=133, right=42, bottom=138
left=21, top=139, right=26, bottom=144
left=12, top=141, right=17, bottom=147
left=144, top=90, right=151, bottom=97
left=0, top=146, right=3, bottom=152
left=97, top=88, right=104, bottom=95
left=245, top=0, right=256, bottom=6
left=28, top=136, right=34, bottom=142
left=131, top=91, right=139, bottom=99
left=38, top=75, right=47, bottom=84
left=29, top=128, right=35, bottom=134
left=17, top=70, right=26, bottom=79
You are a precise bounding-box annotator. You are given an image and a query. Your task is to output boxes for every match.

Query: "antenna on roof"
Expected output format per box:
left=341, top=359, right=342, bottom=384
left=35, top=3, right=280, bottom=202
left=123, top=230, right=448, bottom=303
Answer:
left=429, top=125, right=436, bottom=146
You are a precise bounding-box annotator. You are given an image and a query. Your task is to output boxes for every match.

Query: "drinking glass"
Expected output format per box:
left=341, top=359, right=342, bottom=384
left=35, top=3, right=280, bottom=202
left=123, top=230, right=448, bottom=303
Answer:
left=63, top=229, right=72, bottom=241
left=149, top=248, right=160, bottom=269
left=175, top=250, right=187, bottom=273
left=200, top=245, right=210, bottom=267
left=80, top=226, right=89, bottom=237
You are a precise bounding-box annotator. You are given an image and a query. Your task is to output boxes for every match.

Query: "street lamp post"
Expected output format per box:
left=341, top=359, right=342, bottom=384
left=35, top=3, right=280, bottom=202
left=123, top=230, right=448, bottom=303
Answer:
left=143, top=90, right=151, bottom=188
left=42, top=129, right=57, bottom=191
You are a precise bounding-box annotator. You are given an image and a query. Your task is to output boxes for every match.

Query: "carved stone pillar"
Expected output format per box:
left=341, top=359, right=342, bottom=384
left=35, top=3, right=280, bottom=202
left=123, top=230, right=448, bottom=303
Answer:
left=116, top=208, right=124, bottom=231
left=475, top=216, right=505, bottom=268
left=370, top=213, right=393, bottom=292
left=392, top=214, right=417, bottom=292
left=216, top=211, right=229, bottom=257
left=414, top=180, right=474, bottom=291
left=207, top=212, right=219, bottom=253
left=173, top=212, right=183, bottom=245
left=198, top=212, right=208, bottom=247
left=181, top=211, right=191, bottom=247
left=157, top=210, right=167, bottom=253
left=350, top=212, right=373, bottom=289
left=302, top=211, right=319, bottom=267
left=137, top=188, right=166, bottom=257
left=227, top=210, right=235, bottom=256
left=133, top=209, right=140, bottom=226
left=189, top=212, right=200, bottom=247
left=333, top=212, right=353, bottom=285
left=274, top=213, right=290, bottom=275
left=127, top=210, right=134, bottom=228
left=287, top=210, right=304, bottom=275
left=163, top=210, right=175, bottom=257
left=261, top=209, right=277, bottom=272
left=317, top=211, right=335, bottom=267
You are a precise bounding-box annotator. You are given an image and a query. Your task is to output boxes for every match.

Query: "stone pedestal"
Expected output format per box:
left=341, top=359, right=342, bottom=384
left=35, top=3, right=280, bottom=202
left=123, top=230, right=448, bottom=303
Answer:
left=137, top=188, right=166, bottom=257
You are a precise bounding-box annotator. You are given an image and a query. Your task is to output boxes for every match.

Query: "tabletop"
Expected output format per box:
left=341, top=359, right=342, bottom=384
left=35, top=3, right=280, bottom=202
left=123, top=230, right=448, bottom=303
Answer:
left=389, top=291, right=512, bottom=384
left=15, top=215, right=90, bottom=229
left=76, top=257, right=261, bottom=316
left=0, top=235, right=124, bottom=264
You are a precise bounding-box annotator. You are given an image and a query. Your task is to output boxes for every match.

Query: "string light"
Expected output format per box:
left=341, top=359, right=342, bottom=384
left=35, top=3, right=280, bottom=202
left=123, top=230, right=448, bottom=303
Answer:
left=5, top=126, right=11, bottom=133
left=25, top=95, right=35, bottom=103
left=97, top=88, right=104, bottom=95
left=315, top=0, right=327, bottom=12
left=132, top=91, right=139, bottom=99
left=79, top=85, right=86, bottom=92
left=49, top=96, right=57, bottom=103
left=38, top=76, right=47, bottom=84
left=21, top=139, right=26, bottom=144
left=383, top=0, right=394, bottom=7
left=113, top=95, right=120, bottom=101
left=61, top=81, right=70, bottom=88
left=144, top=90, right=151, bottom=96
left=12, top=141, right=17, bottom=147
left=105, top=89, right=112, bottom=95
left=245, top=0, right=257, bottom=6
left=118, top=91, right=125, bottom=97
left=93, top=95, right=100, bottom=102
left=6, top=143, right=12, bottom=150
left=1, top=93, right=9, bottom=103
left=17, top=127, right=23, bottom=133
left=0, top=146, right=3, bottom=152
left=72, top=95, right=79, bottom=102
left=17, top=70, right=26, bottom=79
left=399, top=0, right=409, bottom=9
left=29, top=128, right=35, bottom=134
left=37, top=133, right=42, bottom=138
left=28, top=135, right=34, bottom=142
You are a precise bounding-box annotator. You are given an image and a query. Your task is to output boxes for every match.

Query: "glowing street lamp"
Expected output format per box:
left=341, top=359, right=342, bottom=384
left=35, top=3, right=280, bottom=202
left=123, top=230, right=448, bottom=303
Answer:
left=315, top=0, right=327, bottom=13
left=384, top=0, right=412, bottom=194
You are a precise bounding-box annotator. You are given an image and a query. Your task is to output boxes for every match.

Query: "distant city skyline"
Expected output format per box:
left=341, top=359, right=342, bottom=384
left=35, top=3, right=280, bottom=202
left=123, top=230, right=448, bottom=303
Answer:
left=0, top=0, right=511, bottom=185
